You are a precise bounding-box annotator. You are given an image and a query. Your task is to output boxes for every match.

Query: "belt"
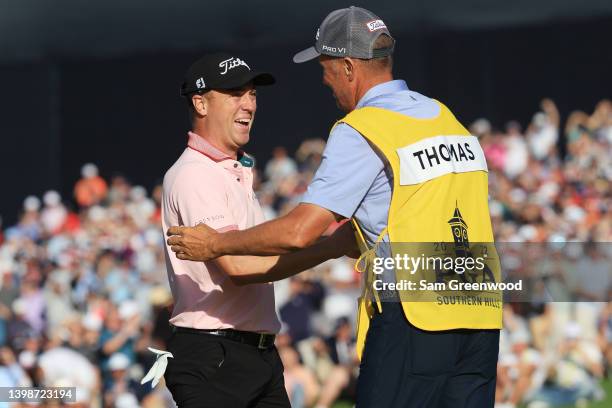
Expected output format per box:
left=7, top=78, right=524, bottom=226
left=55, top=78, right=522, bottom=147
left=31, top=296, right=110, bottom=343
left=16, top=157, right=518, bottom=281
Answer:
left=172, top=326, right=276, bottom=350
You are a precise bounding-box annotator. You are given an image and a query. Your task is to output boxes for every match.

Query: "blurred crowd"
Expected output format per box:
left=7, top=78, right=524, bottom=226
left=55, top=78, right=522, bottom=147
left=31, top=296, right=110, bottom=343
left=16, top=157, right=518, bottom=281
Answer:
left=481, top=100, right=611, bottom=408
left=0, top=98, right=610, bottom=407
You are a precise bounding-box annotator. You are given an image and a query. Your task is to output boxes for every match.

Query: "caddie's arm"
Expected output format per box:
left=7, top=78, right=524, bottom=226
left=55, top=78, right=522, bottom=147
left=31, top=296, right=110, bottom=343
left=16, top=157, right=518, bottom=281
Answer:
left=215, top=221, right=359, bottom=285
left=167, top=203, right=340, bottom=261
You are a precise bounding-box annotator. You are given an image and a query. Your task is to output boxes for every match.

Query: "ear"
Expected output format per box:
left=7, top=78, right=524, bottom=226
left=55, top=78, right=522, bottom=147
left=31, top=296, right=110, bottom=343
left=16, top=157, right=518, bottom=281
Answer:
left=191, top=94, right=207, bottom=117
left=343, top=58, right=355, bottom=81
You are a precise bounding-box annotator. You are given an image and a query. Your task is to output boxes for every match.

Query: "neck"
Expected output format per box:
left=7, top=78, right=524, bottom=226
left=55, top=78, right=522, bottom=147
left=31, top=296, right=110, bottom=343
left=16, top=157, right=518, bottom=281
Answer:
left=192, top=122, right=239, bottom=159
left=353, top=72, right=394, bottom=109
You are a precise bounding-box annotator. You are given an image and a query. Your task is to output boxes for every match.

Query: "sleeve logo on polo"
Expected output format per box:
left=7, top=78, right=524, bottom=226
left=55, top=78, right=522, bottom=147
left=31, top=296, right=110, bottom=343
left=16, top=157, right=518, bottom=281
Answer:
left=396, top=135, right=488, bottom=185
left=366, top=20, right=387, bottom=32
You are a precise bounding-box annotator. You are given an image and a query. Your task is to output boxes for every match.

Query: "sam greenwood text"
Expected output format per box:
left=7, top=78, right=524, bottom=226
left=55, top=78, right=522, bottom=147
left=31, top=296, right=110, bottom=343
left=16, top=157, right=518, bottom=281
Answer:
left=373, top=280, right=522, bottom=292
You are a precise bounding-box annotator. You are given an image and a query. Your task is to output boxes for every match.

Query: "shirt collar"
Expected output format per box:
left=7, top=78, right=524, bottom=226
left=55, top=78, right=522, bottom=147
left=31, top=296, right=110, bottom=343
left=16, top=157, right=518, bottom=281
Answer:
left=187, top=131, right=255, bottom=167
left=356, top=80, right=409, bottom=109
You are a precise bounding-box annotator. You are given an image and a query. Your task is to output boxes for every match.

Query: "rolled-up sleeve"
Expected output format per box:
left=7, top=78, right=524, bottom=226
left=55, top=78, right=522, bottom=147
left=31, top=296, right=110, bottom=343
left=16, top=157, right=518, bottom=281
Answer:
left=301, top=123, right=384, bottom=219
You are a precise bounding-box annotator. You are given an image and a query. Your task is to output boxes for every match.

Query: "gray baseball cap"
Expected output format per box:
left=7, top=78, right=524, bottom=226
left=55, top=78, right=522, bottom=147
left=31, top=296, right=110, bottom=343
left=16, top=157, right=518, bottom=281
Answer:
left=293, top=6, right=395, bottom=63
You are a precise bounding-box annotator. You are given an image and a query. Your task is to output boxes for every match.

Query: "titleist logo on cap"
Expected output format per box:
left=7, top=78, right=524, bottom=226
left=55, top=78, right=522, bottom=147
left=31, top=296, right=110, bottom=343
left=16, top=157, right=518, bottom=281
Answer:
left=366, top=19, right=386, bottom=32
left=219, top=57, right=250, bottom=75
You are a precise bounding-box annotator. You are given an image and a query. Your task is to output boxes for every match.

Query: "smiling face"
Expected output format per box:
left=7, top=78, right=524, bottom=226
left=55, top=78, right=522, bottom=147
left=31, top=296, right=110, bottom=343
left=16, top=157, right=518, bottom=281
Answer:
left=318, top=55, right=354, bottom=112
left=195, top=82, right=257, bottom=156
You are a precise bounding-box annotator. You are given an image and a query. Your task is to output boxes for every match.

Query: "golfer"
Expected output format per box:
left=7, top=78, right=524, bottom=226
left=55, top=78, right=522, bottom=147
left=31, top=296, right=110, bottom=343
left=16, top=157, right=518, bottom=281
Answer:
left=159, top=52, right=355, bottom=408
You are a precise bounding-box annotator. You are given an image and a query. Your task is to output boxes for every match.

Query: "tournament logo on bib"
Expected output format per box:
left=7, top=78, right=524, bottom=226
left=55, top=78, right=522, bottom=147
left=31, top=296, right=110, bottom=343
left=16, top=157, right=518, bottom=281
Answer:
left=433, top=203, right=496, bottom=285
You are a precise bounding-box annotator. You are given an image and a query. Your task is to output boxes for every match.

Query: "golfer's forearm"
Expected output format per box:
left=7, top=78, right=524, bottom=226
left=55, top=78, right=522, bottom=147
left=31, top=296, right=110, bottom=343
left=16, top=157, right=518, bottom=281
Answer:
left=223, top=239, right=339, bottom=284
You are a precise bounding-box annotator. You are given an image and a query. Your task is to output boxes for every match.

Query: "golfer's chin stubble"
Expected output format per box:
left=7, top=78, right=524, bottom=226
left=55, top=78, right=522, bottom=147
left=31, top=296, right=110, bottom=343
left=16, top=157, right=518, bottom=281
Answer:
left=228, top=122, right=252, bottom=149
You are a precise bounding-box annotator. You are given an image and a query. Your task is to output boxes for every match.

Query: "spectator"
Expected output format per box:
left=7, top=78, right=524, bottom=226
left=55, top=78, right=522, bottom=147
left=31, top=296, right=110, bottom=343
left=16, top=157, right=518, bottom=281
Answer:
left=0, top=346, right=30, bottom=390
left=265, top=146, right=298, bottom=188
left=36, top=346, right=100, bottom=405
left=104, top=352, right=146, bottom=406
left=44, top=268, right=75, bottom=337
left=99, top=303, right=138, bottom=370
left=280, top=277, right=323, bottom=343
left=126, top=186, right=155, bottom=228
left=0, top=270, right=18, bottom=313
left=74, top=163, right=108, bottom=208
left=40, top=190, right=68, bottom=235
left=527, top=98, right=560, bottom=161
left=499, top=122, right=528, bottom=180
left=278, top=346, right=320, bottom=408
left=4, top=196, right=42, bottom=241
left=529, top=322, right=605, bottom=406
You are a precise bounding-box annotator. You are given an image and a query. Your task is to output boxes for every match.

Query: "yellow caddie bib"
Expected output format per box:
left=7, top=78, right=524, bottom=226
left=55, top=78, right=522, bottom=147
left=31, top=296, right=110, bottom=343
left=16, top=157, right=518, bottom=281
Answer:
left=340, top=102, right=503, bottom=360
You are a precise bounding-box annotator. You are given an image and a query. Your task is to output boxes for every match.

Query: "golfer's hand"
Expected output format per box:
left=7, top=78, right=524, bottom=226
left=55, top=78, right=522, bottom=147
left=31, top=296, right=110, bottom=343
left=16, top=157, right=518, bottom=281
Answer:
left=167, top=224, right=218, bottom=261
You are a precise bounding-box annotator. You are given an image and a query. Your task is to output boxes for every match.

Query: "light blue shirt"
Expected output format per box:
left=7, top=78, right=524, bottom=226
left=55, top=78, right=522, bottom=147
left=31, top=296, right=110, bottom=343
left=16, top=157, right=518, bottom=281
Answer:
left=302, top=80, right=440, bottom=245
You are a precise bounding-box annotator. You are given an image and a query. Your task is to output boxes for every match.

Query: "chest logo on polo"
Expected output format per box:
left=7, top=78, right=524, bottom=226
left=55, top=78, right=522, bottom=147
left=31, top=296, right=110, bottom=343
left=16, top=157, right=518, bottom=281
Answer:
left=396, top=135, right=488, bottom=185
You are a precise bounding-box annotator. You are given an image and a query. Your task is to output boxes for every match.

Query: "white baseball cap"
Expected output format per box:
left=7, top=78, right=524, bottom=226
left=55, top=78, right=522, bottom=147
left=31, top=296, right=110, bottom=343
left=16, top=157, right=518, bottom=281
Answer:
left=108, top=353, right=130, bottom=371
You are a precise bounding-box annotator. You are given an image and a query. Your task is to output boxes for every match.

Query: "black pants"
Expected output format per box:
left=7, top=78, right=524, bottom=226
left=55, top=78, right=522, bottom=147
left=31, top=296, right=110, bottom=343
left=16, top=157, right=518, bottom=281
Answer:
left=164, top=330, right=290, bottom=408
left=356, top=302, right=500, bottom=408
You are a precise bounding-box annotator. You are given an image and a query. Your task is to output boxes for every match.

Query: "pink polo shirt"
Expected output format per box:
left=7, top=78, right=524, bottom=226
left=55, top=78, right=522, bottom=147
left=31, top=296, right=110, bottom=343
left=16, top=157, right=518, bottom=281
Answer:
left=162, top=132, right=280, bottom=333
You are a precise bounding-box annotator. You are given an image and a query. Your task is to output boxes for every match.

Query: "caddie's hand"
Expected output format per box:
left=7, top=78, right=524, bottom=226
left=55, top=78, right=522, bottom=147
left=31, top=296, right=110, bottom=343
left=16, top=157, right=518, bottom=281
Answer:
left=329, top=222, right=361, bottom=259
left=166, top=223, right=218, bottom=261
